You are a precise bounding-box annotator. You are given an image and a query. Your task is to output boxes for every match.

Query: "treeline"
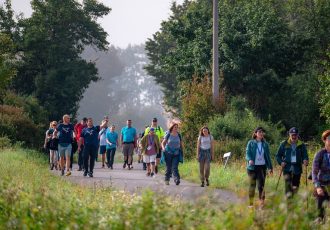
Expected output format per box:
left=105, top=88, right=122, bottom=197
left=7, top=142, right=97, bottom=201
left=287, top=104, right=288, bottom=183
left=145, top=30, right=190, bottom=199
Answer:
left=145, top=0, right=330, bottom=140
left=0, top=0, right=111, bottom=147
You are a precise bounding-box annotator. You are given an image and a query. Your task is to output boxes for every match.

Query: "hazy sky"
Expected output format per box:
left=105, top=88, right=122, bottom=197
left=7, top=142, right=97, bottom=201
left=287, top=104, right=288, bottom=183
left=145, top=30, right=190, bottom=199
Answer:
left=4, top=0, right=184, bottom=48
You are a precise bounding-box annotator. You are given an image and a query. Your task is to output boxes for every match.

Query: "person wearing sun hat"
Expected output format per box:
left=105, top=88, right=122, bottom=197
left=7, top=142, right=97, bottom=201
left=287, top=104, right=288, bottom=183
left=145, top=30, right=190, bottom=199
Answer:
left=276, top=127, right=309, bottom=198
left=245, top=126, right=273, bottom=208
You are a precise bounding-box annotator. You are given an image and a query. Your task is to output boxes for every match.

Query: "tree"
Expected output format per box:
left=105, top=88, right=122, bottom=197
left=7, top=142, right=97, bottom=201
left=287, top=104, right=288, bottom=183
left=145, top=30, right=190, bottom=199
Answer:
left=11, top=0, right=111, bottom=120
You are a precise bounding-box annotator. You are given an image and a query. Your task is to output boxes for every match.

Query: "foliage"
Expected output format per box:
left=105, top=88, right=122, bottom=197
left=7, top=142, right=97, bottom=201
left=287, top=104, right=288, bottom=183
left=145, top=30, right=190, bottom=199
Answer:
left=0, top=105, right=43, bottom=147
left=319, top=50, right=330, bottom=125
left=6, top=0, right=111, bottom=121
left=208, top=96, right=284, bottom=147
left=0, top=136, right=11, bottom=148
left=145, top=0, right=330, bottom=137
left=180, top=77, right=217, bottom=158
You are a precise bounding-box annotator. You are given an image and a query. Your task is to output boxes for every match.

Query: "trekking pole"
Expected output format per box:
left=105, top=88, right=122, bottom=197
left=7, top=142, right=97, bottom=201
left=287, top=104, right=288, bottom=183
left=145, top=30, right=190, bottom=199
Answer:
left=305, top=164, right=308, bottom=209
left=276, top=167, right=283, bottom=191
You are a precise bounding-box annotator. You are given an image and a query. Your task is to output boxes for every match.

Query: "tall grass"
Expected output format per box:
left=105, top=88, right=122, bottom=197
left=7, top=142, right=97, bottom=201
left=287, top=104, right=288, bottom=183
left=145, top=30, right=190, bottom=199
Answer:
left=0, top=148, right=329, bottom=229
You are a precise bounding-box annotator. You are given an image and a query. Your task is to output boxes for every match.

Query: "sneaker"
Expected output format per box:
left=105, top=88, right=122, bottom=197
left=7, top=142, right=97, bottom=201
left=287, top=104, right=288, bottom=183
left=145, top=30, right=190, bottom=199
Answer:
left=175, top=179, right=180, bottom=186
left=88, top=172, right=93, bottom=177
left=201, top=182, right=205, bottom=187
left=66, top=171, right=71, bottom=176
left=83, top=171, right=88, bottom=176
left=50, top=164, right=54, bottom=170
left=165, top=180, right=170, bottom=185
left=128, top=165, right=133, bottom=170
left=123, top=162, right=126, bottom=168
left=146, top=172, right=151, bottom=176
left=248, top=205, right=254, bottom=209
left=77, top=167, right=82, bottom=171
left=110, top=166, right=113, bottom=170
left=61, top=169, right=64, bottom=176
left=54, top=164, right=58, bottom=170
left=206, top=179, right=209, bottom=186
left=102, top=164, right=105, bottom=168
left=150, top=172, right=154, bottom=177
left=107, top=163, right=110, bottom=168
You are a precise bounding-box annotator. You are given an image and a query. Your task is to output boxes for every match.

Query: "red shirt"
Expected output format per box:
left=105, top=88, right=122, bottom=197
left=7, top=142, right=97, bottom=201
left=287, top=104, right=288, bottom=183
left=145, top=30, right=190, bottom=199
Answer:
left=74, top=123, right=87, bottom=143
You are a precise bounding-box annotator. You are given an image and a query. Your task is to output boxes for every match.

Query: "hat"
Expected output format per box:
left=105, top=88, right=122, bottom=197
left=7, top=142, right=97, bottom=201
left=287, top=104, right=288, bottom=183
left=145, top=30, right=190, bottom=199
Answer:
left=289, top=127, right=299, bottom=135
left=254, top=126, right=265, bottom=133
left=152, top=118, right=157, bottom=122
left=149, top=127, right=155, bottom=132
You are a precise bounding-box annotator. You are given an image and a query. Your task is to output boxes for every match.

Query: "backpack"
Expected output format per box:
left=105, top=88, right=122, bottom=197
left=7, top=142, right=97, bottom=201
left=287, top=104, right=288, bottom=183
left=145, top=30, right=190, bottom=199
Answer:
left=308, top=149, right=326, bottom=180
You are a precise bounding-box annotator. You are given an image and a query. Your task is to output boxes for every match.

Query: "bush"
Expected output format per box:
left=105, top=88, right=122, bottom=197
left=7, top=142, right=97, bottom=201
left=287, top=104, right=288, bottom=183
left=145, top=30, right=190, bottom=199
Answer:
left=0, top=105, right=43, bottom=147
left=0, top=136, right=11, bottom=148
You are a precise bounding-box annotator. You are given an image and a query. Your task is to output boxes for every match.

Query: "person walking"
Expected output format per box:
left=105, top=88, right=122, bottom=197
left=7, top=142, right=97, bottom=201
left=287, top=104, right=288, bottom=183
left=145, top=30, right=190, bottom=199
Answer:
left=98, top=117, right=109, bottom=168
left=121, top=119, right=137, bottom=170
left=106, top=124, right=119, bottom=169
left=44, top=121, right=58, bottom=170
left=162, top=123, right=183, bottom=185
left=78, top=118, right=100, bottom=177
left=74, top=117, right=87, bottom=171
left=54, top=114, right=74, bottom=176
left=312, top=130, right=330, bottom=222
left=140, top=127, right=160, bottom=177
left=196, top=126, right=215, bottom=187
left=145, top=118, right=165, bottom=174
left=246, top=127, right=273, bottom=208
left=276, top=127, right=308, bottom=198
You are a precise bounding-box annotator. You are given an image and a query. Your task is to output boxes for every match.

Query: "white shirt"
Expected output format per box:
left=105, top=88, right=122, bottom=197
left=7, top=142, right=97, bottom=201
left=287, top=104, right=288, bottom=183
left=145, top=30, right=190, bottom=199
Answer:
left=199, top=135, right=213, bottom=150
left=255, top=141, right=266, bottom=165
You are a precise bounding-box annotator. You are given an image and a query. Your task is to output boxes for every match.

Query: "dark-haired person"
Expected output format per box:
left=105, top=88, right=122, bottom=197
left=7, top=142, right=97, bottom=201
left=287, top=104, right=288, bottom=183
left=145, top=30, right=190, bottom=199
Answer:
left=74, top=117, right=87, bottom=171
left=196, top=126, right=214, bottom=187
left=106, top=124, right=119, bottom=169
left=55, top=114, right=75, bottom=176
left=78, top=118, right=100, bottom=177
left=276, top=127, right=308, bottom=198
left=246, top=127, right=273, bottom=208
left=162, top=123, right=183, bottom=185
left=312, top=130, right=330, bottom=222
left=145, top=117, right=165, bottom=174
left=98, top=117, right=109, bottom=168
left=121, top=119, right=137, bottom=170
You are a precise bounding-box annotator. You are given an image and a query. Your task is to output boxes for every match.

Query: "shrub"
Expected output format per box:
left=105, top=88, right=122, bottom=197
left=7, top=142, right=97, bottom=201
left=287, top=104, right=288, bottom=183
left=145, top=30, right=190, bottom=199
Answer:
left=0, top=105, right=43, bottom=147
left=0, top=136, right=11, bottom=148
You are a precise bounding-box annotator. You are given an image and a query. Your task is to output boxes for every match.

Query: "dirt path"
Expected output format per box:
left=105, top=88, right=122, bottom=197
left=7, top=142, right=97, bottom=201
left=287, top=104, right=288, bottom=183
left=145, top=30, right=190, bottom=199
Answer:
left=56, top=161, right=243, bottom=206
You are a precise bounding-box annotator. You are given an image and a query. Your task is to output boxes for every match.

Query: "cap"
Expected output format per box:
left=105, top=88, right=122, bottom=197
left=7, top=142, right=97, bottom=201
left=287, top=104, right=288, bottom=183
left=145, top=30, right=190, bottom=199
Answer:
left=149, top=127, right=155, bottom=132
left=289, top=127, right=299, bottom=135
left=152, top=118, right=157, bottom=122
left=254, top=126, right=265, bottom=133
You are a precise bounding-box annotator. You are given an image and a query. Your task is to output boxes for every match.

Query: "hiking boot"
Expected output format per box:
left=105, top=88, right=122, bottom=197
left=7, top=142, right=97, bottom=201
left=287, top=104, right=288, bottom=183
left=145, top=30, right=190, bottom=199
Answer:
left=206, top=179, right=209, bottom=186
left=61, top=169, right=64, bottom=176
left=66, top=171, right=71, bottom=176
left=201, top=181, right=205, bottom=187
left=155, top=166, right=158, bottom=174
left=165, top=180, right=170, bottom=185
left=83, top=171, right=88, bottom=177
left=88, top=172, right=93, bottom=177
left=175, top=179, right=180, bottom=186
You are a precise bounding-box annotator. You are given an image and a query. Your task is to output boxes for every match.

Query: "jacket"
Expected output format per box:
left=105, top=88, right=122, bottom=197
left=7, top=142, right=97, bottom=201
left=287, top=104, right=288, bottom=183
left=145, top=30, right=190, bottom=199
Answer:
left=245, top=139, right=273, bottom=171
left=140, top=134, right=160, bottom=156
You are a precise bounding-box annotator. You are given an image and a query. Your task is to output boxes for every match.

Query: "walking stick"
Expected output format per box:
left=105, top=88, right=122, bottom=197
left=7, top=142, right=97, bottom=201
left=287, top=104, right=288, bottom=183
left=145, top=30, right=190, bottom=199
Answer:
left=276, top=167, right=283, bottom=191
left=305, top=164, right=308, bottom=209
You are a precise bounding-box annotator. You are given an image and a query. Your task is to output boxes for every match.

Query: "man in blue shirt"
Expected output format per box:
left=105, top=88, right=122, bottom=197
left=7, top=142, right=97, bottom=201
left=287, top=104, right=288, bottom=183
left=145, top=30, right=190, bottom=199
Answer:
left=121, top=119, right=137, bottom=170
left=55, top=114, right=74, bottom=176
left=78, top=118, right=100, bottom=177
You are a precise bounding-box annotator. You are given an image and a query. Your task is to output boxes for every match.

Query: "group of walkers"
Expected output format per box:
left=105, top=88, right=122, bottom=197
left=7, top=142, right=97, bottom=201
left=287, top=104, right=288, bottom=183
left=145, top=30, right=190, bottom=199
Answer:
left=246, top=126, right=330, bottom=222
left=44, top=115, right=330, bottom=221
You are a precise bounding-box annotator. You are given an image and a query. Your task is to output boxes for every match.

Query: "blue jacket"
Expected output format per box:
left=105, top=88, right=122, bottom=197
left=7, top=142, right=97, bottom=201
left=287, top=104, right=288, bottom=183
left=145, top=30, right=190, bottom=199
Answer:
left=276, top=139, right=308, bottom=175
left=245, top=139, right=273, bottom=171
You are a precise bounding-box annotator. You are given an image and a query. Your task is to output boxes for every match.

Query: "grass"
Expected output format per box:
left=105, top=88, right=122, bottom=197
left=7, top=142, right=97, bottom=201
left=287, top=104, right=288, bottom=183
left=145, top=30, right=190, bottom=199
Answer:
left=0, top=147, right=329, bottom=229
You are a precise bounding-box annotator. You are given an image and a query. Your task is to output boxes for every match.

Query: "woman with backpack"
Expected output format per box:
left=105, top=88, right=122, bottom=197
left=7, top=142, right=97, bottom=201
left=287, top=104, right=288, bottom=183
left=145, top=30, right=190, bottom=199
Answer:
left=246, top=127, right=273, bottom=208
left=196, top=126, right=214, bottom=187
left=44, top=121, right=59, bottom=170
left=162, top=123, right=183, bottom=185
left=312, top=130, right=330, bottom=223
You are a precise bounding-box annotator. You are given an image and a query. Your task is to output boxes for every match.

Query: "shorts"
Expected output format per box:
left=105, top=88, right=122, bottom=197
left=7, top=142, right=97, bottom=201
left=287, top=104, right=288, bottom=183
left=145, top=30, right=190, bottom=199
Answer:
left=99, top=145, right=106, bottom=154
left=143, top=154, right=156, bottom=164
left=58, top=144, right=72, bottom=158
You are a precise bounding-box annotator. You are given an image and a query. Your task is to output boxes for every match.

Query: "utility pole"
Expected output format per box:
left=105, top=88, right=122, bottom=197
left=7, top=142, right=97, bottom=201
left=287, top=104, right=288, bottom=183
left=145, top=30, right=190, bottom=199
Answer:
left=212, top=0, right=219, bottom=106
